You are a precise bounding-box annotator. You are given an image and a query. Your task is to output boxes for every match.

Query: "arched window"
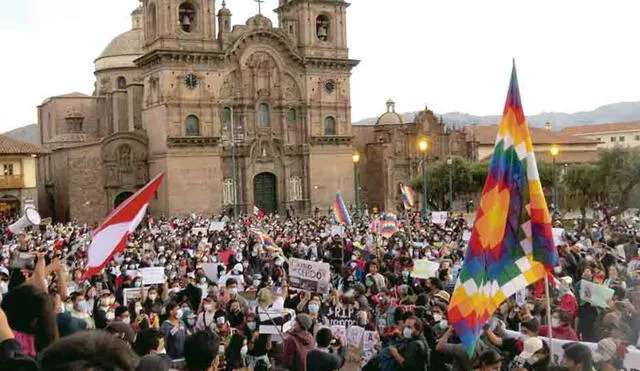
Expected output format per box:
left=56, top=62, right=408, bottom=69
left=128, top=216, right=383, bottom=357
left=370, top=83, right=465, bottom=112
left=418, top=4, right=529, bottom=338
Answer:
left=185, top=115, right=200, bottom=136
left=258, top=103, right=271, bottom=127
left=287, top=108, right=297, bottom=123
left=116, top=145, right=133, bottom=168
left=179, top=2, right=196, bottom=33
left=316, top=15, right=330, bottom=41
left=324, top=116, right=336, bottom=136
left=148, top=3, right=157, bottom=39
left=116, top=76, right=127, bottom=89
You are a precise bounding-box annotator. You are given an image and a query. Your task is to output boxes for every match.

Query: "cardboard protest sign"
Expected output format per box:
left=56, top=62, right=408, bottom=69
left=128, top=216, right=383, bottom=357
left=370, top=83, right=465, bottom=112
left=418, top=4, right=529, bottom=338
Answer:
left=579, top=279, right=614, bottom=308
left=123, top=287, right=149, bottom=304
left=326, top=304, right=357, bottom=328
left=362, top=330, right=378, bottom=353
left=139, top=267, right=166, bottom=285
left=431, top=211, right=448, bottom=225
left=411, top=259, right=440, bottom=279
left=552, top=228, right=565, bottom=247
left=330, top=325, right=347, bottom=346
left=288, top=258, right=331, bottom=293
left=209, top=222, right=225, bottom=231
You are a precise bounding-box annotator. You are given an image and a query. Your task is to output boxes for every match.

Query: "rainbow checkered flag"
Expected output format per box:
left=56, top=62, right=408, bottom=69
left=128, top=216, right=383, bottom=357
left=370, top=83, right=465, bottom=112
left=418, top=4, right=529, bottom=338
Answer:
left=333, top=192, right=352, bottom=226
left=401, top=185, right=416, bottom=210
left=448, top=62, right=559, bottom=356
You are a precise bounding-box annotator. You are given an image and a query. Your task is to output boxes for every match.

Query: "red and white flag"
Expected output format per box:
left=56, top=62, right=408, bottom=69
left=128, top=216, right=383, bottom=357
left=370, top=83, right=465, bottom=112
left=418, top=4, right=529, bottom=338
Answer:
left=83, top=173, right=164, bottom=279
left=253, top=205, right=265, bottom=219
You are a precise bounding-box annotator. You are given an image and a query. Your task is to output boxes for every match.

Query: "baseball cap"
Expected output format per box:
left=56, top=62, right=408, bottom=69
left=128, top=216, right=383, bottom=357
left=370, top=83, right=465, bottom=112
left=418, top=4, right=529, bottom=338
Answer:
left=520, top=337, right=544, bottom=359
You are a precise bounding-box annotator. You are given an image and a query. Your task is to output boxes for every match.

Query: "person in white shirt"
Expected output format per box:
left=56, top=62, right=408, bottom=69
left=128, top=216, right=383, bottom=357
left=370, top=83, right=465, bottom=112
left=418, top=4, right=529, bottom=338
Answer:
left=69, top=292, right=95, bottom=329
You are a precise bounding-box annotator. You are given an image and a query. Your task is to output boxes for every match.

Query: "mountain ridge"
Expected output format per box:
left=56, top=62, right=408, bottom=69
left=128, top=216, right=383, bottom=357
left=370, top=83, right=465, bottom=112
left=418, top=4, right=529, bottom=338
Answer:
left=354, top=101, right=640, bottom=130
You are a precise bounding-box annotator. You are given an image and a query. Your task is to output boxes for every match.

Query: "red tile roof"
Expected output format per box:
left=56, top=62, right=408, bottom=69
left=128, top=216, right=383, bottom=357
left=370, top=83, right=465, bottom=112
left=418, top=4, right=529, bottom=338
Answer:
left=0, top=135, right=50, bottom=155
left=560, top=121, right=640, bottom=135
left=470, top=125, right=601, bottom=145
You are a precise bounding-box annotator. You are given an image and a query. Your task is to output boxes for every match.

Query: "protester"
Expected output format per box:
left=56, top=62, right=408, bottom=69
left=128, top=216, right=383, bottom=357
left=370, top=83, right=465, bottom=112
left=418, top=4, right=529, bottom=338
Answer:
left=0, top=207, right=638, bottom=371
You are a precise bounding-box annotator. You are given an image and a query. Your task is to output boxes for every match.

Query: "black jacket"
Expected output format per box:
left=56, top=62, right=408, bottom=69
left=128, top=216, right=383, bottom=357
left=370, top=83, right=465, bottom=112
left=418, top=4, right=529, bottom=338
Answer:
left=306, top=347, right=345, bottom=371
left=0, top=339, right=39, bottom=371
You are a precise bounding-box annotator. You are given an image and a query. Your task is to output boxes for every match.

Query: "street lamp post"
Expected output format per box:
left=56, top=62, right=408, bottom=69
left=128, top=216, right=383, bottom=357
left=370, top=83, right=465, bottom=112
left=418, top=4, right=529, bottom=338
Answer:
left=447, top=157, right=453, bottom=211
left=418, top=139, right=429, bottom=220
left=352, top=152, right=361, bottom=219
left=550, top=145, right=559, bottom=213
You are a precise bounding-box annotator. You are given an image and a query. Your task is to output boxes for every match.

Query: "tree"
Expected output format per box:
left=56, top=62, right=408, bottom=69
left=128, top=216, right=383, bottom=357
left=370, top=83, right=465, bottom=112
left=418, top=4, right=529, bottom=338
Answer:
left=562, top=163, right=603, bottom=218
left=412, top=157, right=473, bottom=210
left=597, top=147, right=640, bottom=215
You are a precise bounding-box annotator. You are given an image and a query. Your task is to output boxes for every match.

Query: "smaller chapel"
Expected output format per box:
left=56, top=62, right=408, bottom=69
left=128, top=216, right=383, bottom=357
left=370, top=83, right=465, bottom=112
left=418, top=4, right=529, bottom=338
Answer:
left=352, top=100, right=476, bottom=212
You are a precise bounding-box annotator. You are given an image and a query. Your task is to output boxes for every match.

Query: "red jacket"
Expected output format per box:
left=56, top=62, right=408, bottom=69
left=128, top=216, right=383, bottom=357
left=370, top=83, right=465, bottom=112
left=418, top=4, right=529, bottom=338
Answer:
left=282, top=328, right=315, bottom=371
left=539, top=324, right=578, bottom=341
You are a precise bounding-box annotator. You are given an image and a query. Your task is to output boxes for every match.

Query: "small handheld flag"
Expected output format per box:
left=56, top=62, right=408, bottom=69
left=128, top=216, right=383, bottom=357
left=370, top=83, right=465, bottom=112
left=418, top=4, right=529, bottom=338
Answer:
left=447, top=62, right=559, bottom=356
left=252, top=205, right=265, bottom=219
left=333, top=193, right=352, bottom=226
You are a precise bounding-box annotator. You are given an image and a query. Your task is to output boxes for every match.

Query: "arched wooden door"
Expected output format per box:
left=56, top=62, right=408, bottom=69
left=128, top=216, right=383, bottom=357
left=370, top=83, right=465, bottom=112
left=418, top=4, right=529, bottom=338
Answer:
left=253, top=172, right=277, bottom=214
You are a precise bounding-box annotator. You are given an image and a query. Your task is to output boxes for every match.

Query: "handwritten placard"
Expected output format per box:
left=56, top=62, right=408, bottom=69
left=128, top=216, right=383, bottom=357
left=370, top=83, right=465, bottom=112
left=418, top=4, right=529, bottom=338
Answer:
left=139, top=267, right=166, bottom=285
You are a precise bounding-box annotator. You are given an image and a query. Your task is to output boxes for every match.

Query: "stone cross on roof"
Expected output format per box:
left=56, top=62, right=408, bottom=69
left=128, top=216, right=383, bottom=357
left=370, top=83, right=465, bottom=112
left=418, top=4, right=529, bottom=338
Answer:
left=255, top=0, right=264, bottom=15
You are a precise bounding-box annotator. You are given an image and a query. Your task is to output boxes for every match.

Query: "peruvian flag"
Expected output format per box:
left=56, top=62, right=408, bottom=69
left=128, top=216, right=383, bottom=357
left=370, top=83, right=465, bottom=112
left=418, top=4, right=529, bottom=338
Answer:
left=253, top=205, right=265, bottom=219
left=83, top=173, right=164, bottom=279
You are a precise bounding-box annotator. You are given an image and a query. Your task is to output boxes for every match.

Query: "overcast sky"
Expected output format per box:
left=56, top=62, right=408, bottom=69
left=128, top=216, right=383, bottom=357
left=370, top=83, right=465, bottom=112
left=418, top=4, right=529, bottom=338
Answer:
left=1, top=0, right=639, bottom=132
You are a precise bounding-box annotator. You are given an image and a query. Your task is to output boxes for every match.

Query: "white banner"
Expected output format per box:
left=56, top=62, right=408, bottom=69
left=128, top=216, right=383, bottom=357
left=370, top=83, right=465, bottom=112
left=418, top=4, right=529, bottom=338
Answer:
left=288, top=258, right=331, bottom=293
left=432, top=211, right=448, bottom=225
left=209, top=222, right=225, bottom=231
left=192, top=227, right=208, bottom=235
left=139, top=267, right=166, bottom=285
left=330, top=225, right=345, bottom=237
left=202, top=263, right=221, bottom=282
left=411, top=259, right=440, bottom=279
left=505, top=330, right=640, bottom=370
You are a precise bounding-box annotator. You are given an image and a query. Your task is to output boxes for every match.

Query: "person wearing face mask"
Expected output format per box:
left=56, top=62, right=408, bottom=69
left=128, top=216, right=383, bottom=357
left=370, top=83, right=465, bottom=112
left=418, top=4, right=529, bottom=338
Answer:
left=196, top=276, right=209, bottom=300
left=227, top=300, right=245, bottom=329
left=244, top=312, right=272, bottom=369
left=213, top=310, right=231, bottom=340
left=134, top=328, right=172, bottom=371
left=160, top=302, right=186, bottom=359
left=93, top=291, right=113, bottom=329
left=539, top=309, right=578, bottom=341
left=388, top=316, right=428, bottom=370
left=196, top=297, right=218, bottom=333
left=225, top=279, right=248, bottom=313
left=69, top=291, right=95, bottom=329
left=182, top=309, right=198, bottom=335
left=114, top=306, right=131, bottom=324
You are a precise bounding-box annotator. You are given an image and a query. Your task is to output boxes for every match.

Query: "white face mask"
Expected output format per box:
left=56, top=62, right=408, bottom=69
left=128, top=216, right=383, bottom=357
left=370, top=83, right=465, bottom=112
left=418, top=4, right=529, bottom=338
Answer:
left=433, top=313, right=442, bottom=323
left=551, top=318, right=560, bottom=327
left=122, top=316, right=131, bottom=324
left=240, top=345, right=248, bottom=356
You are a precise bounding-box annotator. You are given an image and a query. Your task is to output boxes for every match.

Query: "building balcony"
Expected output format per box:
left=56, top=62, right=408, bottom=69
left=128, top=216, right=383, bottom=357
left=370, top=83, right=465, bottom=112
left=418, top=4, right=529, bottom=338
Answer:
left=0, top=175, right=24, bottom=189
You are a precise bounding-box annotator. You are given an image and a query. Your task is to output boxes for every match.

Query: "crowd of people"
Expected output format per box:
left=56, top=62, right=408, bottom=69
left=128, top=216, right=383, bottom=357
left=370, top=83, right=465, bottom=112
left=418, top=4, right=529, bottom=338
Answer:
left=0, top=208, right=638, bottom=371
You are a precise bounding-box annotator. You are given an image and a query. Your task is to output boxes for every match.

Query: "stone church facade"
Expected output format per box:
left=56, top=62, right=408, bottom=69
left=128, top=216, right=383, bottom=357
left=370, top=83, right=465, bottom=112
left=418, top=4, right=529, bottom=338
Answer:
left=37, top=0, right=359, bottom=222
left=353, top=100, right=476, bottom=213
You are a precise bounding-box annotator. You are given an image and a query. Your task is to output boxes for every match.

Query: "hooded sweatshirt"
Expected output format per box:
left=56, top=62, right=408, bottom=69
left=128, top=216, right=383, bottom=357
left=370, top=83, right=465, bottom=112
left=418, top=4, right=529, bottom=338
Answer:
left=282, top=328, right=315, bottom=371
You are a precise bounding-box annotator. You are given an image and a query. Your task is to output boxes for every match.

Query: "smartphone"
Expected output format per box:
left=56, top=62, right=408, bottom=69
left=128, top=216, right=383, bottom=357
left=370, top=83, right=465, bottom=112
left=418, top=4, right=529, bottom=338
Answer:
left=10, top=252, right=36, bottom=270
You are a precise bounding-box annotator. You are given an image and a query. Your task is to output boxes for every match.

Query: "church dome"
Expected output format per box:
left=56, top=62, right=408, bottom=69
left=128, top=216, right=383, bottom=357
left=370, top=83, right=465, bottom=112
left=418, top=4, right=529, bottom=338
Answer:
left=375, top=99, right=403, bottom=125
left=94, top=9, right=144, bottom=72
left=96, top=29, right=143, bottom=60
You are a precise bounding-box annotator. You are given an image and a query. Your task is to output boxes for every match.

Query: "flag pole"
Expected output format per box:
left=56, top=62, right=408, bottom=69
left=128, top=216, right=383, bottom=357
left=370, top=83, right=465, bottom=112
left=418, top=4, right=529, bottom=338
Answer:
left=544, top=273, right=554, bottom=359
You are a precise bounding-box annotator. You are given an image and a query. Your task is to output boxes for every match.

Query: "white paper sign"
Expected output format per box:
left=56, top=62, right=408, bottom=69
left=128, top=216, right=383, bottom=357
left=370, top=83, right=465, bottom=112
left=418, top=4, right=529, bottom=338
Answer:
left=123, top=287, right=149, bottom=304
left=347, top=325, right=365, bottom=346
left=192, top=227, right=208, bottom=236
left=411, top=259, right=440, bottom=279
left=139, top=267, right=166, bottom=285
left=462, top=231, right=472, bottom=242
left=330, top=225, right=345, bottom=237
left=288, top=258, right=331, bottom=293
left=202, top=263, right=221, bottom=282
left=209, top=222, right=225, bottom=231
left=362, top=331, right=378, bottom=353
left=431, top=211, right=448, bottom=225
left=552, top=228, right=565, bottom=247
left=579, top=279, right=614, bottom=308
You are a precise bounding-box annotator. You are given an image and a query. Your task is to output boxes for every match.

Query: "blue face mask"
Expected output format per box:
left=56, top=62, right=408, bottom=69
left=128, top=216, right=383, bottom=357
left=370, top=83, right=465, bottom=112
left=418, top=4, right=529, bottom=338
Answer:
left=134, top=281, right=142, bottom=288
left=247, top=322, right=257, bottom=331
left=0, top=282, right=7, bottom=294
left=308, top=303, right=320, bottom=313
left=403, top=327, right=413, bottom=339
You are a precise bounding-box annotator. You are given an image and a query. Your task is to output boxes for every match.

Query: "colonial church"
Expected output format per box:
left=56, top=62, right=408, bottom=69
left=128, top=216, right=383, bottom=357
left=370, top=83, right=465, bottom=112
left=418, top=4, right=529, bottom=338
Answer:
left=37, top=0, right=359, bottom=222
